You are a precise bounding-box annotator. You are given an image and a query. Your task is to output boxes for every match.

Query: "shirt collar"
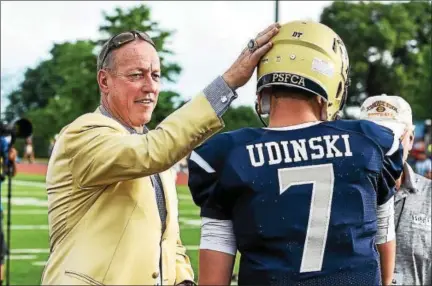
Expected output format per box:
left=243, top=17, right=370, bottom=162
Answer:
left=401, top=162, right=418, bottom=193
left=98, top=105, right=149, bottom=135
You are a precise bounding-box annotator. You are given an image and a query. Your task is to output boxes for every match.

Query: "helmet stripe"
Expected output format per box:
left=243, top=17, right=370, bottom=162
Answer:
left=257, top=72, right=328, bottom=101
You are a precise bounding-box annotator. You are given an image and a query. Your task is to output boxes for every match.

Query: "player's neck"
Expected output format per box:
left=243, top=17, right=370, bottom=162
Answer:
left=268, top=98, right=321, bottom=128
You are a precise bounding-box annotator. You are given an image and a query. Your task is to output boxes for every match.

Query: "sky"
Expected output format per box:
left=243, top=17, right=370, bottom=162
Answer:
left=1, top=1, right=333, bottom=114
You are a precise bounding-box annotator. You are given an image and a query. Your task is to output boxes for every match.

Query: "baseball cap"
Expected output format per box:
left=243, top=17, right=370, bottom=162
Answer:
left=359, top=94, right=413, bottom=139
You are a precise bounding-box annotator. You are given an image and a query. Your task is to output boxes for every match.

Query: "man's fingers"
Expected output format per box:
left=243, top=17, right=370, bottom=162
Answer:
left=225, top=23, right=280, bottom=90
left=251, top=41, right=273, bottom=62
left=255, top=27, right=279, bottom=48
left=256, top=23, right=280, bottom=38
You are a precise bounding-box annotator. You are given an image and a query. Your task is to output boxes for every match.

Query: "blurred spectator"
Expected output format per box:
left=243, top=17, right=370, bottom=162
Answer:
left=411, top=140, right=426, bottom=159
left=409, top=135, right=432, bottom=179
left=424, top=119, right=431, bottom=157
left=179, top=157, right=188, bottom=174
left=173, top=156, right=189, bottom=175
left=48, top=134, right=59, bottom=158
left=23, top=137, right=35, bottom=163
left=415, top=149, right=432, bottom=179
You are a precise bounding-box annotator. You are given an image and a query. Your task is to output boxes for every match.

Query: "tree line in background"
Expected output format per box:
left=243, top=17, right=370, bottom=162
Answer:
left=2, top=1, right=431, bottom=158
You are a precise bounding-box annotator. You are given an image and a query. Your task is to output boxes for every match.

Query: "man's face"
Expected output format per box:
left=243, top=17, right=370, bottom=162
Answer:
left=98, top=40, right=161, bottom=127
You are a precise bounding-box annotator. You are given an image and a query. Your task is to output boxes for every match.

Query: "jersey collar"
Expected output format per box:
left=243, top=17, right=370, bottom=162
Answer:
left=262, top=121, right=322, bottom=131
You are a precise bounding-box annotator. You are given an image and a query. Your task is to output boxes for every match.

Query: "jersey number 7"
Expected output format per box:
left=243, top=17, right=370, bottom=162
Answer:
left=278, top=163, right=335, bottom=273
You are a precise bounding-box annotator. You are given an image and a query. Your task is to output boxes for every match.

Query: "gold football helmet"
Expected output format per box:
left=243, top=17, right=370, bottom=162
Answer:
left=256, top=20, right=350, bottom=121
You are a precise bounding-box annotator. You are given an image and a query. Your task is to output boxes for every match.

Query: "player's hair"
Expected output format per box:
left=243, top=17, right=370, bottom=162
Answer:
left=271, top=85, right=316, bottom=101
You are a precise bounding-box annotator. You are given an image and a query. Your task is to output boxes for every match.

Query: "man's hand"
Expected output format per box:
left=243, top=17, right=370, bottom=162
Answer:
left=8, top=147, right=17, bottom=177
left=8, top=147, right=17, bottom=162
left=222, top=23, right=280, bottom=90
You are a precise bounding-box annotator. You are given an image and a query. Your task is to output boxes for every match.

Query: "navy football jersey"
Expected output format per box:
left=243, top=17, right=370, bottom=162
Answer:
left=188, top=120, right=404, bottom=285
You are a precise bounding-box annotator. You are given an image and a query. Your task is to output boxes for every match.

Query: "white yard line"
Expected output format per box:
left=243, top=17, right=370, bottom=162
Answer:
left=2, top=210, right=48, bottom=215
left=6, top=254, right=37, bottom=260
left=13, top=180, right=46, bottom=188
left=11, top=249, right=50, bottom=254
left=32, top=261, right=47, bottom=266
left=3, top=191, right=47, bottom=198
left=1, top=197, right=48, bottom=207
left=179, top=217, right=201, bottom=227
left=10, top=225, right=49, bottom=230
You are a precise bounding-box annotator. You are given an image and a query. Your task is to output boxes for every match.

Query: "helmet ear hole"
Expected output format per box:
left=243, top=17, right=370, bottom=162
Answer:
left=335, top=82, right=343, bottom=99
left=332, top=38, right=337, bottom=53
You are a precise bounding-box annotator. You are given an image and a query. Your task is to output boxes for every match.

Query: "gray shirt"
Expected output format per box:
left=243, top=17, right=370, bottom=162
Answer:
left=393, top=163, right=432, bottom=286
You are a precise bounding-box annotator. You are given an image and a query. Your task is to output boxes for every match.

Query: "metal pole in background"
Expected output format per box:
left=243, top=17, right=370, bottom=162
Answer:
left=275, top=0, right=280, bottom=22
left=6, top=162, right=12, bottom=286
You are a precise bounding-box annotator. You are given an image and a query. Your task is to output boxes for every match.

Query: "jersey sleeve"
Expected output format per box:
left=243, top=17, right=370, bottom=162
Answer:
left=0, top=137, right=9, bottom=170
left=360, top=120, right=404, bottom=205
left=188, top=133, right=233, bottom=220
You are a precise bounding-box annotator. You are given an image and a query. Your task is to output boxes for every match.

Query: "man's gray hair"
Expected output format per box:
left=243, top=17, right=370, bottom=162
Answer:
left=97, top=39, right=116, bottom=72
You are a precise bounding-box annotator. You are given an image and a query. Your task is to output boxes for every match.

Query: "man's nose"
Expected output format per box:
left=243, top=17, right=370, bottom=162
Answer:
left=141, top=73, right=158, bottom=94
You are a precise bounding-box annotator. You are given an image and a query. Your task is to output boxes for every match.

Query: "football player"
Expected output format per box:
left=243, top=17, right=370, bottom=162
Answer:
left=188, top=21, right=404, bottom=285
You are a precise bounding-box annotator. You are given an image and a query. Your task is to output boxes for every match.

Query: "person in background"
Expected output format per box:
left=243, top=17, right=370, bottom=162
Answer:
left=0, top=136, right=17, bottom=286
left=424, top=119, right=431, bottom=153
left=415, top=148, right=432, bottom=179
left=23, top=137, right=34, bottom=163
left=360, top=95, right=431, bottom=286
left=48, top=134, right=59, bottom=158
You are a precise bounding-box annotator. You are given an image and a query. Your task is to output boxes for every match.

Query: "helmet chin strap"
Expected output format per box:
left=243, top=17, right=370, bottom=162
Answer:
left=258, top=113, right=268, bottom=127
left=255, top=99, right=268, bottom=127
left=255, top=92, right=270, bottom=127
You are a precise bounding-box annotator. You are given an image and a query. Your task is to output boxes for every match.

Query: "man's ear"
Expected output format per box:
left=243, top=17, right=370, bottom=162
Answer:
left=408, top=129, right=415, bottom=151
left=97, top=70, right=110, bottom=95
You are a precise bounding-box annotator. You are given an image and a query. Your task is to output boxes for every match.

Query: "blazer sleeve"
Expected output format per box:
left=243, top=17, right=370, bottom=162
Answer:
left=174, top=232, right=194, bottom=284
left=66, top=93, right=224, bottom=188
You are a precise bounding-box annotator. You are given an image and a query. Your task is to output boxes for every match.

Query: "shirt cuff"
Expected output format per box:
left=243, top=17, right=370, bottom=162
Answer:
left=203, top=76, right=238, bottom=117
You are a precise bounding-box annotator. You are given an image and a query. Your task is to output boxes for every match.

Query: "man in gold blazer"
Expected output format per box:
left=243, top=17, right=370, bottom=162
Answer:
left=41, top=24, right=280, bottom=285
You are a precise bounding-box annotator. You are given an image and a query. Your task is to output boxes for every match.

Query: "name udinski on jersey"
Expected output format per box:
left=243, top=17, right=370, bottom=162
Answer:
left=246, top=134, right=353, bottom=167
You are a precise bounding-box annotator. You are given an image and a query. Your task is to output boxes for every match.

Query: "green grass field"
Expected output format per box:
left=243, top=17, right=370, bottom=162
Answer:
left=1, top=173, right=239, bottom=285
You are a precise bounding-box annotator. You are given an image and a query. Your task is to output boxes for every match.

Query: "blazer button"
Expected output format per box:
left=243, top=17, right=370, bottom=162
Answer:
left=152, top=271, right=160, bottom=279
